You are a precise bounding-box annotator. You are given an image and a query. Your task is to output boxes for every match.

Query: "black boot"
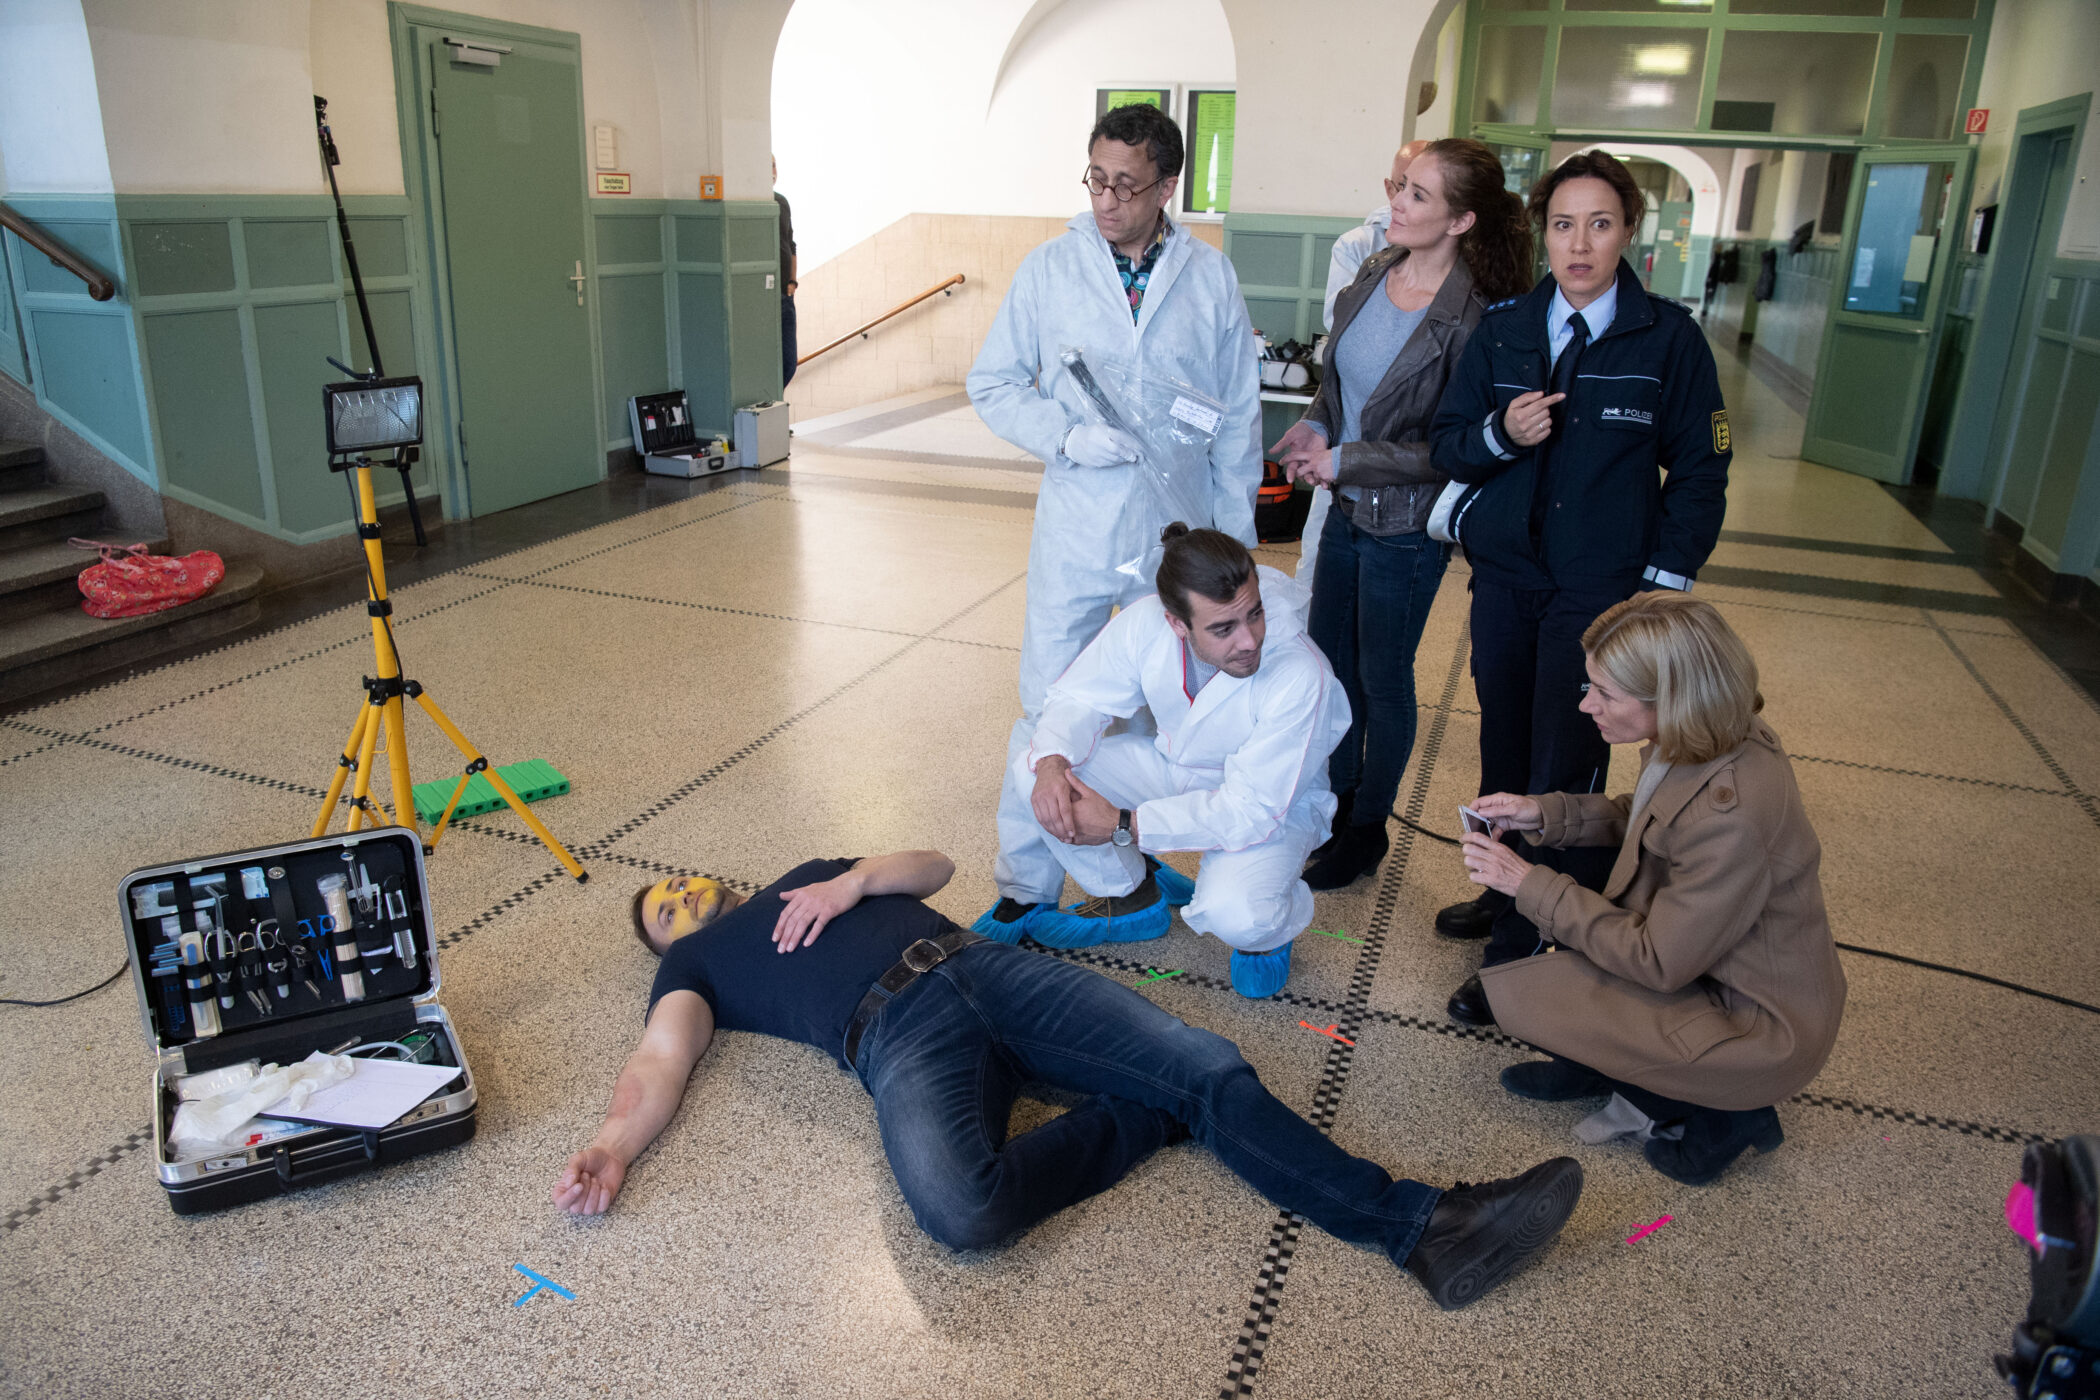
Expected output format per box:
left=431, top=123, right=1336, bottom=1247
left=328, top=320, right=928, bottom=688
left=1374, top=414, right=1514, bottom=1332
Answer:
left=1305, top=821, right=1389, bottom=890
left=1309, top=790, right=1355, bottom=861
left=1499, top=1057, right=1612, bottom=1102
left=1403, top=1157, right=1584, bottom=1310
left=1435, top=887, right=1510, bottom=939
left=1445, top=974, right=1496, bottom=1027
left=1642, top=1106, right=1784, bottom=1186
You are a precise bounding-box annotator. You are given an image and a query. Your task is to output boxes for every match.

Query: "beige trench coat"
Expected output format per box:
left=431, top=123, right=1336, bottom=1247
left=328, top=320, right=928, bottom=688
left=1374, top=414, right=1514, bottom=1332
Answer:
left=1479, top=722, right=1846, bottom=1111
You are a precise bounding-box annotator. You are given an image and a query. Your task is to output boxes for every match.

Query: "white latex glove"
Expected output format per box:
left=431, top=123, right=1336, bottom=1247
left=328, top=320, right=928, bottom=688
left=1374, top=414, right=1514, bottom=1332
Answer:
left=1063, top=424, right=1141, bottom=468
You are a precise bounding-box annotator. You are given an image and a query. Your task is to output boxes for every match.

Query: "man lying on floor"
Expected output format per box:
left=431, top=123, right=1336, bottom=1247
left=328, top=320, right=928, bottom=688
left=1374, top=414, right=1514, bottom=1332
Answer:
left=554, top=850, right=1583, bottom=1310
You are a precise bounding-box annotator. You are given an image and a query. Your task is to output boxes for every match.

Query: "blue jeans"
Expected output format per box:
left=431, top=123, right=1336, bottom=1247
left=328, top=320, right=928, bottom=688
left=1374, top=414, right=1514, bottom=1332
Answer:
left=1306, top=510, right=1451, bottom=823
left=855, top=942, right=1439, bottom=1259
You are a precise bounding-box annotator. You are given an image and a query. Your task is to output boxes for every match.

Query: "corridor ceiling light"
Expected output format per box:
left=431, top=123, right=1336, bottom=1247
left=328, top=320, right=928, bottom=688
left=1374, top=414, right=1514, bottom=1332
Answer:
left=1633, top=45, right=1695, bottom=75
left=1616, top=81, right=1676, bottom=109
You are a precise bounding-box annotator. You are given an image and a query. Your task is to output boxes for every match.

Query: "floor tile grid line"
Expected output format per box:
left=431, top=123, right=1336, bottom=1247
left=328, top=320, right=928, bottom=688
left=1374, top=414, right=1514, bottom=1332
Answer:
left=1927, top=612, right=2100, bottom=832
left=1704, top=592, right=2011, bottom=636
left=474, top=573, right=938, bottom=645
left=0, top=736, right=66, bottom=769
left=1, top=1127, right=152, bottom=1234
left=68, top=580, right=531, bottom=740
left=1217, top=617, right=1472, bottom=1400
left=585, top=571, right=1029, bottom=857
left=3, top=484, right=778, bottom=730
left=2018, top=629, right=2100, bottom=722
left=473, top=487, right=783, bottom=584
left=1787, top=752, right=2076, bottom=798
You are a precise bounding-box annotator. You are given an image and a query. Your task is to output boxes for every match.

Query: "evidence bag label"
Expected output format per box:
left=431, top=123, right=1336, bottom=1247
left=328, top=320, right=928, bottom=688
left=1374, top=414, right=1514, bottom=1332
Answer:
left=1169, top=395, right=1223, bottom=435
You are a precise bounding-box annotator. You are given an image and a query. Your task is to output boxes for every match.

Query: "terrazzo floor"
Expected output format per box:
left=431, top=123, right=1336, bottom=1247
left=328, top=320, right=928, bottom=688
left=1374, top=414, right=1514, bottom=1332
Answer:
left=2, top=340, right=2096, bottom=1399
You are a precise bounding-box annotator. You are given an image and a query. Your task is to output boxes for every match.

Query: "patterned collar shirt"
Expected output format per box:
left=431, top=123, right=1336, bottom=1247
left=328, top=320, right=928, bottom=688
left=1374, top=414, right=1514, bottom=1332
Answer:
left=1111, top=216, right=1171, bottom=322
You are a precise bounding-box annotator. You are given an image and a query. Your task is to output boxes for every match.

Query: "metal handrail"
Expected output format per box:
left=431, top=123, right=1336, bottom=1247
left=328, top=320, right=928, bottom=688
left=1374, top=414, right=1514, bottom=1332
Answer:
left=0, top=202, right=116, bottom=301
left=797, top=274, right=964, bottom=366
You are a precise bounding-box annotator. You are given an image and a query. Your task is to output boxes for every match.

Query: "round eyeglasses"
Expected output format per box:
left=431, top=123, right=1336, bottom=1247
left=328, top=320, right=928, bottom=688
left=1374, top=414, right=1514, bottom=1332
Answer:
left=1081, top=170, right=1166, bottom=203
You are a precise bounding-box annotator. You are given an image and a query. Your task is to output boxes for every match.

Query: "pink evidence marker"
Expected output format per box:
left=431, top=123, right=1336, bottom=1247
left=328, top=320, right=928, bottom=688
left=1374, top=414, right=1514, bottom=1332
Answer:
left=2004, top=1182, right=2042, bottom=1253
left=1625, top=1215, right=1673, bottom=1244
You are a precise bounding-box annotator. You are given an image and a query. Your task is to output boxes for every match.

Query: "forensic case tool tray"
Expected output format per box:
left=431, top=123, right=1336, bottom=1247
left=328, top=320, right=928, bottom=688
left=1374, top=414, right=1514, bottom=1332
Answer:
left=120, top=828, right=477, bottom=1214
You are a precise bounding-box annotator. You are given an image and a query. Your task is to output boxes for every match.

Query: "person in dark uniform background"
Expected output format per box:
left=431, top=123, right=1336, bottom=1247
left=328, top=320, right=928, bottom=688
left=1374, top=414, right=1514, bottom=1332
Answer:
left=775, top=156, right=798, bottom=388
left=1427, top=150, right=1731, bottom=1028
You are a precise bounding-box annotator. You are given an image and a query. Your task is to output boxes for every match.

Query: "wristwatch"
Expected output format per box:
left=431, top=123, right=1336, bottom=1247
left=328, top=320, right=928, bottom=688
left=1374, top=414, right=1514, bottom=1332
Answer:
left=1112, top=809, right=1135, bottom=847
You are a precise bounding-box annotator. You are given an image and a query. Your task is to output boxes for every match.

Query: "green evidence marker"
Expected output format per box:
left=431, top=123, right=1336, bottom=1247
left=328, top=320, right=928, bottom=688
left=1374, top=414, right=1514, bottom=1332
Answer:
left=1137, top=968, right=1184, bottom=985
left=1308, top=928, right=1366, bottom=945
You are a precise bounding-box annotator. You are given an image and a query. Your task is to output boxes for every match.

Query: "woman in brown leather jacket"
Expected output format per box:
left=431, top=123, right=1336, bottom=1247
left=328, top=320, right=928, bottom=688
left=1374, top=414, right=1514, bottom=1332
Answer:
left=1270, top=139, right=1536, bottom=888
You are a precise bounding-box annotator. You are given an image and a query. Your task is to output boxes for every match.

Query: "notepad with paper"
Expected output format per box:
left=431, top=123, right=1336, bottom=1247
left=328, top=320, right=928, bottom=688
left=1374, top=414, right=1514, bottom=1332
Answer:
left=260, top=1059, right=464, bottom=1131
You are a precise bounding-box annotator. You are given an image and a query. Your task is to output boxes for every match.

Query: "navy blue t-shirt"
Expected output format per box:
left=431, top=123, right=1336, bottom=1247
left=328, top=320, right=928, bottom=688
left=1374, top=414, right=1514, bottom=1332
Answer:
left=646, top=858, right=960, bottom=1069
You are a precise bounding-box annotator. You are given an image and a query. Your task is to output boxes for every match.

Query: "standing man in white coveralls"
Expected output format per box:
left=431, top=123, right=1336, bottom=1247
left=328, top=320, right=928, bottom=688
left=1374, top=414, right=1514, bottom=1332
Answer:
left=1298, top=140, right=1431, bottom=585
left=968, top=102, right=1262, bottom=944
left=985, top=525, right=1349, bottom=999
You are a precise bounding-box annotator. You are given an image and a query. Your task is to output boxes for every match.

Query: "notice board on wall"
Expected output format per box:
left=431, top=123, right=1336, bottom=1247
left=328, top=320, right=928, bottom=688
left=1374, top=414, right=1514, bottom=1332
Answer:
left=1184, top=88, right=1235, bottom=215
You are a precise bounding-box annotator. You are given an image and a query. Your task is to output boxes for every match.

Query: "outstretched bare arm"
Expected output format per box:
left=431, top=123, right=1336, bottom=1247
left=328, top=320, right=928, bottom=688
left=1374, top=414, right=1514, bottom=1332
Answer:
left=552, top=989, right=715, bottom=1215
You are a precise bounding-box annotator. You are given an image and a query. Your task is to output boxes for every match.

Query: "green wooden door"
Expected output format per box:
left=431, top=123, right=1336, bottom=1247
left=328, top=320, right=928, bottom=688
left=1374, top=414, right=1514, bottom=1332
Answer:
left=1651, top=200, right=1693, bottom=299
left=1802, top=144, right=1974, bottom=484
left=1986, top=131, right=2076, bottom=534
left=429, top=36, right=598, bottom=516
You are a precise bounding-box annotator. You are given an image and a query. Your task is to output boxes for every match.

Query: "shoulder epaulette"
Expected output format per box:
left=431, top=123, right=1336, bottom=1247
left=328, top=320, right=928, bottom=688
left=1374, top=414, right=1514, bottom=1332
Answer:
left=1650, top=294, right=1693, bottom=314
left=1483, top=296, right=1524, bottom=314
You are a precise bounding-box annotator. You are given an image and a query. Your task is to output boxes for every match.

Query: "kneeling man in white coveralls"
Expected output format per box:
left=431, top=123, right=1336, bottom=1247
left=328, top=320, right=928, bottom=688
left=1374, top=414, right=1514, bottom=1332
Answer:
left=985, top=524, right=1350, bottom=998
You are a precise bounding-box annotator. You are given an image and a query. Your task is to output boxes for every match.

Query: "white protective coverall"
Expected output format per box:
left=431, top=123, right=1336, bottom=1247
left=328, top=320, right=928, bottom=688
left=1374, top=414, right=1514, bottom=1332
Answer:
left=1015, top=567, right=1351, bottom=951
left=969, top=212, right=1262, bottom=903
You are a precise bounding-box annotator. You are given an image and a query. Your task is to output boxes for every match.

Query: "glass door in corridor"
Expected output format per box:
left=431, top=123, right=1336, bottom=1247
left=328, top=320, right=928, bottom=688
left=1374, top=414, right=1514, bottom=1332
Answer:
left=1802, top=144, right=1973, bottom=484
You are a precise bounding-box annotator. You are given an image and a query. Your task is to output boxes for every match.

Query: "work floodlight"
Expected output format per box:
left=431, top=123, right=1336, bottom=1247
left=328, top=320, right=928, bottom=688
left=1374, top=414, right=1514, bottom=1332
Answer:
left=324, top=375, right=424, bottom=457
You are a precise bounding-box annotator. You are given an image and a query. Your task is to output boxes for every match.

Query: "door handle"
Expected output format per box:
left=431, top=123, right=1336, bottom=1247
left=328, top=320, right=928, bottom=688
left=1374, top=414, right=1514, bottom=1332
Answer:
left=570, top=260, right=585, bottom=306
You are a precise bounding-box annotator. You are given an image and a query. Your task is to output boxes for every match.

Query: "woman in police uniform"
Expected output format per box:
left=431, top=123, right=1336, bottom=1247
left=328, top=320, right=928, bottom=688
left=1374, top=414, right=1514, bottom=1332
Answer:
left=1428, top=151, right=1732, bottom=1027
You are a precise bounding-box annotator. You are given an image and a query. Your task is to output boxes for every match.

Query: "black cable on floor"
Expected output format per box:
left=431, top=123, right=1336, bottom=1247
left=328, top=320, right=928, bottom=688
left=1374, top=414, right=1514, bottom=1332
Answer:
left=1392, top=811, right=1460, bottom=846
left=1834, top=942, right=2100, bottom=1017
left=0, top=966, right=126, bottom=1008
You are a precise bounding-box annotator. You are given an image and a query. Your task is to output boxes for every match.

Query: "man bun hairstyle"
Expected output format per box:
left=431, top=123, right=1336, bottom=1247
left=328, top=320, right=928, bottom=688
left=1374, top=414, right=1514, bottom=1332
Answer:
left=1421, top=138, right=1536, bottom=302
left=1582, top=591, right=1763, bottom=766
left=1156, top=522, right=1253, bottom=621
left=1090, top=102, right=1185, bottom=183
left=1527, top=149, right=1647, bottom=233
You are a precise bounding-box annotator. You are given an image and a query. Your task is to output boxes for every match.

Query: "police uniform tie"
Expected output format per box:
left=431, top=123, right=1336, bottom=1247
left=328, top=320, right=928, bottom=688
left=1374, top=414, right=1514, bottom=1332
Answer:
left=1530, top=310, right=1590, bottom=550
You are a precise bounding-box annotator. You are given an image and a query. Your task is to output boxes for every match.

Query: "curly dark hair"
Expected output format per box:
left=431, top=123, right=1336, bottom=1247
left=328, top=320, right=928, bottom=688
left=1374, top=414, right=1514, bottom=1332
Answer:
left=1089, top=102, right=1185, bottom=182
left=1526, top=150, right=1647, bottom=232
left=1420, top=138, right=1536, bottom=302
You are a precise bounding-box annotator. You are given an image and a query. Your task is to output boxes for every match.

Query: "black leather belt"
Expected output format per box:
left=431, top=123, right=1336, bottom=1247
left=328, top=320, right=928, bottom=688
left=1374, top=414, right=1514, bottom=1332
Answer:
left=843, top=928, right=982, bottom=1071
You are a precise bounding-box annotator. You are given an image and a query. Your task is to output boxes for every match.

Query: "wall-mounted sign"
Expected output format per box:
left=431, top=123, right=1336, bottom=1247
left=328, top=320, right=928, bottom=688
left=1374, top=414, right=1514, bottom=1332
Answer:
left=1096, top=87, right=1171, bottom=120
left=1964, top=108, right=1989, bottom=134
left=1184, top=88, right=1236, bottom=215
left=594, top=172, right=631, bottom=195
left=699, top=174, right=723, bottom=200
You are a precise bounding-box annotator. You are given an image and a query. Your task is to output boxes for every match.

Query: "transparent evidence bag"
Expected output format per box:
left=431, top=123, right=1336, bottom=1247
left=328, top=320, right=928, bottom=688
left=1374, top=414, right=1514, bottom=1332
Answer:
left=1055, top=346, right=1228, bottom=586
left=119, top=827, right=477, bottom=1214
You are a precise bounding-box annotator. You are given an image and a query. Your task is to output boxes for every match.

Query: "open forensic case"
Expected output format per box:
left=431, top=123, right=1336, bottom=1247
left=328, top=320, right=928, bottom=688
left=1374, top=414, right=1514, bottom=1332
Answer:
left=120, top=828, right=476, bottom=1214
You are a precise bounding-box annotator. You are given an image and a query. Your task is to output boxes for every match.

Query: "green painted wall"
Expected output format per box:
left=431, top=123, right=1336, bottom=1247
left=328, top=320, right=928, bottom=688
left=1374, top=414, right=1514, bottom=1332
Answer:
left=0, top=196, right=154, bottom=479
left=1222, top=213, right=1361, bottom=347
left=591, top=197, right=781, bottom=447
left=1990, top=258, right=2100, bottom=582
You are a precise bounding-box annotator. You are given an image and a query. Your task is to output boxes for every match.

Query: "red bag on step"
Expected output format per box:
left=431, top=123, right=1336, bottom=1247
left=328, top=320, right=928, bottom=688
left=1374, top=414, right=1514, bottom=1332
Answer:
left=71, top=539, right=226, bottom=619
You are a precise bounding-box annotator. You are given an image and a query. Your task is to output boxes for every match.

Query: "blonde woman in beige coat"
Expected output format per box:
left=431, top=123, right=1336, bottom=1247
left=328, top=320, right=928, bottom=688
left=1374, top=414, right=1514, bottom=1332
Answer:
left=1460, top=592, right=1846, bottom=1186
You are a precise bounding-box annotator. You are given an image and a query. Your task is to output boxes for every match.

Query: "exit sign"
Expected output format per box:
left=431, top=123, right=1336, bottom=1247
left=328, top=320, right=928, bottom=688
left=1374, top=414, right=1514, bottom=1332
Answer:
left=1965, top=108, right=1990, bottom=134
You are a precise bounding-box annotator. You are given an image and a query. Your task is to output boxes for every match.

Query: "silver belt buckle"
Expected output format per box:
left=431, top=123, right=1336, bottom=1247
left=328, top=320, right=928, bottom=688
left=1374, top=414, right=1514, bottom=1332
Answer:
left=901, top=939, right=944, bottom=974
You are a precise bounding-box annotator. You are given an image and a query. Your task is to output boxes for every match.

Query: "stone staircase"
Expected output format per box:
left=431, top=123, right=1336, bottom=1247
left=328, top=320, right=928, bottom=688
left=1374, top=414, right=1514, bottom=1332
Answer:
left=0, top=438, right=263, bottom=706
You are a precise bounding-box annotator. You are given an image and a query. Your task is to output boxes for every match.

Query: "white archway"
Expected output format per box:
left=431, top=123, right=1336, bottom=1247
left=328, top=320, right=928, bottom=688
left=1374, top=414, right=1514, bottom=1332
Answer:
left=1567, top=142, right=1725, bottom=236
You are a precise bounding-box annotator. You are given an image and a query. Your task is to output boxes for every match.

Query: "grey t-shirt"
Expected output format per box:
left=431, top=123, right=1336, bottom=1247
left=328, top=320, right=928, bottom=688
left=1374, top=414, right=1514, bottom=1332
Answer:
left=1336, top=289, right=1428, bottom=446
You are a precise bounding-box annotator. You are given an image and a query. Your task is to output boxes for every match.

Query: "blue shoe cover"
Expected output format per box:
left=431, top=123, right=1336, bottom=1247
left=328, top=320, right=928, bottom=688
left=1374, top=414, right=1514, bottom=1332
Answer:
left=1229, top=942, right=1293, bottom=998
left=1149, top=858, right=1195, bottom=908
left=1029, top=886, right=1171, bottom=949
left=971, top=899, right=1049, bottom=945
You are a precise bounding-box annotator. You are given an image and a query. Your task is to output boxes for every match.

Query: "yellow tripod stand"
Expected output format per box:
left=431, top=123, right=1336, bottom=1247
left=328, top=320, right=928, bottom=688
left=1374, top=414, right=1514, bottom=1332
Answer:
left=312, top=451, right=586, bottom=883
